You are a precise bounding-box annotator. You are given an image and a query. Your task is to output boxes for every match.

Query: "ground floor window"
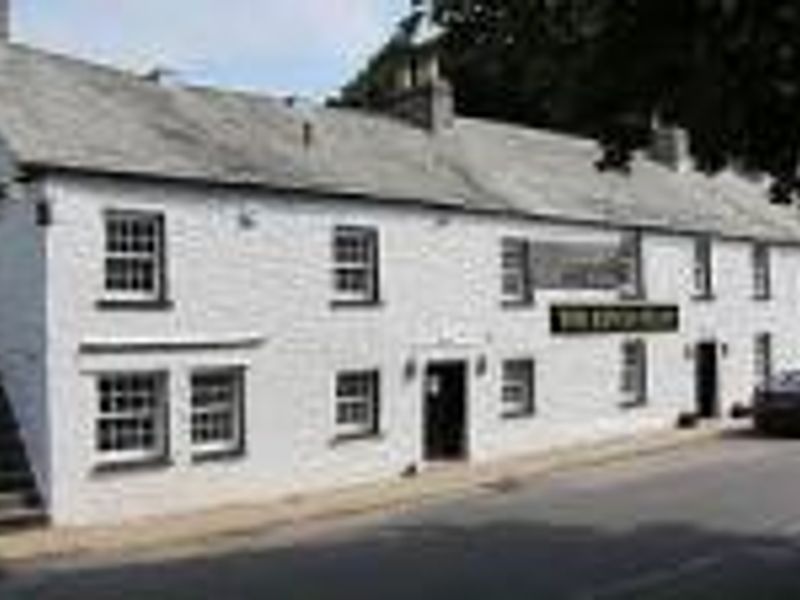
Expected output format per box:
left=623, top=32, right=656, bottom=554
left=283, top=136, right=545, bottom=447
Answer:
left=191, top=367, right=246, bottom=459
left=621, top=339, right=647, bottom=408
left=501, top=358, right=536, bottom=418
left=335, top=370, right=380, bottom=439
left=754, top=333, right=772, bottom=386
left=96, top=371, right=168, bottom=466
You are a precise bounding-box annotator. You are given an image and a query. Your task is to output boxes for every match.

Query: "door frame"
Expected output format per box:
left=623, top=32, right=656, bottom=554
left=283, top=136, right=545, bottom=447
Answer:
left=422, top=359, right=469, bottom=462
left=695, top=340, right=719, bottom=419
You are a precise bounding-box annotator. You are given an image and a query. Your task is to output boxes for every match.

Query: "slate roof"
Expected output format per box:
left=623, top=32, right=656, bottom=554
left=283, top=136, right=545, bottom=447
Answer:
left=0, top=42, right=798, bottom=243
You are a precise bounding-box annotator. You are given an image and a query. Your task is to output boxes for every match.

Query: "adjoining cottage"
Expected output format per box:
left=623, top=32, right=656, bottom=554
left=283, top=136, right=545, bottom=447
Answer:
left=0, top=2, right=798, bottom=526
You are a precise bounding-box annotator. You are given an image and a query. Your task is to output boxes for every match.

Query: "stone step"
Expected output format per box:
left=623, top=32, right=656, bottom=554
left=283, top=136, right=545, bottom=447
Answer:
left=0, top=469, right=33, bottom=491
left=0, top=504, right=47, bottom=531
left=0, top=489, right=39, bottom=512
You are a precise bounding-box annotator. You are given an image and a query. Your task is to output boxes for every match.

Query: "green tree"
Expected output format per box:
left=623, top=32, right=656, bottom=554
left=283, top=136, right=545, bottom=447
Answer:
left=432, top=0, right=800, bottom=202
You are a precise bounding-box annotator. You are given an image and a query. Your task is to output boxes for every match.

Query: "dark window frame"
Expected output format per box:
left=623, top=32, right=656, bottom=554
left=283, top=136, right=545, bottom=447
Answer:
left=190, top=366, right=247, bottom=462
left=94, top=370, right=170, bottom=470
left=331, top=226, right=381, bottom=308
left=334, top=369, right=381, bottom=441
left=100, top=210, right=170, bottom=310
left=620, top=339, right=648, bottom=409
left=501, top=237, right=534, bottom=307
left=619, top=230, right=645, bottom=300
left=752, top=243, right=772, bottom=301
left=501, top=358, right=536, bottom=419
left=692, top=236, right=714, bottom=300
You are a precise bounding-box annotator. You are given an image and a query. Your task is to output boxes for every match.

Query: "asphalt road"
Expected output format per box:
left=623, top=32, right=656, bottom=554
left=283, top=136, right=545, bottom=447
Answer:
left=5, top=433, right=800, bottom=599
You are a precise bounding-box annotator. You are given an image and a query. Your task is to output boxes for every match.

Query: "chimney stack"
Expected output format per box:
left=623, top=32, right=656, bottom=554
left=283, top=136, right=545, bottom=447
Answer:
left=0, top=0, right=9, bottom=42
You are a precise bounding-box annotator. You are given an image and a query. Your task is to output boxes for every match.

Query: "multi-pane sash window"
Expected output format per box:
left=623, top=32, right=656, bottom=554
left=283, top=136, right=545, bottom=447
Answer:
left=332, top=226, right=380, bottom=305
left=191, top=368, right=245, bottom=459
left=104, top=211, right=166, bottom=302
left=335, top=370, right=380, bottom=439
left=619, top=230, right=644, bottom=299
left=754, top=333, right=772, bottom=386
left=501, top=237, right=533, bottom=305
left=502, top=358, right=536, bottom=418
left=753, top=243, right=771, bottom=300
left=96, top=372, right=168, bottom=466
left=693, top=237, right=713, bottom=299
left=621, top=340, right=647, bottom=408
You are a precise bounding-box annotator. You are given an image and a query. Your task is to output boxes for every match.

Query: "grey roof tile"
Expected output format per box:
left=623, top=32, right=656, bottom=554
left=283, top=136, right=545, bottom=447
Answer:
left=0, top=43, right=797, bottom=242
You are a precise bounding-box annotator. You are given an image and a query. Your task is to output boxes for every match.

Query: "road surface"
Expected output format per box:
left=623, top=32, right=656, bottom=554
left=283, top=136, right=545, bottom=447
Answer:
left=4, top=432, right=800, bottom=599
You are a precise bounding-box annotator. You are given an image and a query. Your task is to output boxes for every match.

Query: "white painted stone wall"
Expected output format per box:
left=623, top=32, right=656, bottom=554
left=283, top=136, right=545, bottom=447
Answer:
left=36, top=172, right=800, bottom=525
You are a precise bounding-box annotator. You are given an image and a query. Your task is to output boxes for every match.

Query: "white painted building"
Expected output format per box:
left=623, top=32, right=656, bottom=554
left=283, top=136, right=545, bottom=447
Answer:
left=0, top=15, right=798, bottom=526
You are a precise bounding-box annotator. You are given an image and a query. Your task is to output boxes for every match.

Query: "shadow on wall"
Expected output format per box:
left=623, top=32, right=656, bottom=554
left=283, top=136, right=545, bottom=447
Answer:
left=4, top=517, right=800, bottom=599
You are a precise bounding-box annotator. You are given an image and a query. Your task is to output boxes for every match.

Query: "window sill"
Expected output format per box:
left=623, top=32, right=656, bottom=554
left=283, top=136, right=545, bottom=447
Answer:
left=619, top=400, right=647, bottom=410
left=192, top=447, right=246, bottom=465
left=502, top=410, right=536, bottom=420
left=501, top=300, right=536, bottom=310
left=753, top=295, right=772, bottom=302
left=692, top=293, right=715, bottom=302
left=330, top=431, right=384, bottom=447
left=92, top=455, right=172, bottom=476
left=97, top=298, right=174, bottom=311
left=330, top=299, right=384, bottom=310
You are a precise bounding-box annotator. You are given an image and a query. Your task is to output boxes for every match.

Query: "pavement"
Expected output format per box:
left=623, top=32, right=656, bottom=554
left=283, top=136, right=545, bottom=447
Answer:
left=0, top=421, right=735, bottom=567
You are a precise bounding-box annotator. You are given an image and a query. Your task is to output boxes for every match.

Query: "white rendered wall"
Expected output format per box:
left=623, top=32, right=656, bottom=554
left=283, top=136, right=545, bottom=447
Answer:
left=42, top=172, right=800, bottom=525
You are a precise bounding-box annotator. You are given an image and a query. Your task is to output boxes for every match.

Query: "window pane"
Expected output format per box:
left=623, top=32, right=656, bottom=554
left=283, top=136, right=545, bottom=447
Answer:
left=501, top=238, right=531, bottom=302
left=502, top=359, right=535, bottom=417
left=96, top=372, right=166, bottom=463
left=335, top=371, right=379, bottom=437
left=104, top=212, right=164, bottom=298
left=191, top=368, right=244, bottom=455
left=332, top=227, right=378, bottom=303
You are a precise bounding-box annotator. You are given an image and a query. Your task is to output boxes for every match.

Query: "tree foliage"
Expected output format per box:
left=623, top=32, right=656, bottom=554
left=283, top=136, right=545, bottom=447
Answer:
left=432, top=0, right=800, bottom=202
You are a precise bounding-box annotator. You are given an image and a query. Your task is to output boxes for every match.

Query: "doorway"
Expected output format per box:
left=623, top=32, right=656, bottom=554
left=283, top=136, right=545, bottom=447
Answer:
left=424, top=361, right=467, bottom=461
left=695, top=342, right=719, bottom=418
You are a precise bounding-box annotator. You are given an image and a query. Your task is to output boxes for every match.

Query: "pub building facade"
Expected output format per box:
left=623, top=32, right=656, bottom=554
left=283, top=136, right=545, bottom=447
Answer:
left=0, top=4, right=799, bottom=525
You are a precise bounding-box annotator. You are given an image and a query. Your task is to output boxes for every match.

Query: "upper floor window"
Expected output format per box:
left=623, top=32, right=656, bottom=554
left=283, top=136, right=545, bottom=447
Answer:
left=619, top=230, right=644, bottom=299
left=335, top=370, right=381, bottom=440
left=501, top=358, right=536, bottom=418
left=191, top=367, right=246, bottom=460
left=752, top=243, right=771, bottom=300
left=104, top=211, right=166, bottom=305
left=693, top=236, right=713, bottom=299
left=332, top=226, right=380, bottom=306
left=501, top=237, right=534, bottom=306
left=95, top=371, right=168, bottom=468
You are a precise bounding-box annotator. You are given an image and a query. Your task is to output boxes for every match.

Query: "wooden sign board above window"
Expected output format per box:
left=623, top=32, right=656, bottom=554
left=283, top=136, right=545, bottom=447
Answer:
left=551, top=304, right=680, bottom=335
left=532, top=242, right=628, bottom=290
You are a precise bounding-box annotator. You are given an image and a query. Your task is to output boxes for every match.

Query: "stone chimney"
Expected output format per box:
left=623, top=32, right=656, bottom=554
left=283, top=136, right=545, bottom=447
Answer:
left=377, top=44, right=454, bottom=133
left=647, top=126, right=691, bottom=172
left=343, top=2, right=455, bottom=133
left=0, top=0, right=9, bottom=43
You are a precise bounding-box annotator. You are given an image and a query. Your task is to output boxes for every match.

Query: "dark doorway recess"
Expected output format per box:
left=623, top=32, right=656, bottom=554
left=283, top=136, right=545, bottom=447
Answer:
left=424, top=361, right=467, bottom=461
left=696, top=342, right=719, bottom=419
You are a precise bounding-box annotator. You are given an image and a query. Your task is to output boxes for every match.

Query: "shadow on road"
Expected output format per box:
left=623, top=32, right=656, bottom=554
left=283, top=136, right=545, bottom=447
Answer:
left=4, top=517, right=800, bottom=599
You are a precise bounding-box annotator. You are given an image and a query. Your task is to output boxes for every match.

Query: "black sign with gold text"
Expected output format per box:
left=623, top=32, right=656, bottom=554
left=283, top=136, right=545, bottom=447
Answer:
left=551, top=304, right=680, bottom=335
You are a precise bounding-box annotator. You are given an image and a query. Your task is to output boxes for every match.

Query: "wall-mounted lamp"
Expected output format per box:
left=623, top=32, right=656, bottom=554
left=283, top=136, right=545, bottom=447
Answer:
left=403, top=358, right=418, bottom=382
left=475, top=355, right=488, bottom=377
left=720, top=342, right=730, bottom=357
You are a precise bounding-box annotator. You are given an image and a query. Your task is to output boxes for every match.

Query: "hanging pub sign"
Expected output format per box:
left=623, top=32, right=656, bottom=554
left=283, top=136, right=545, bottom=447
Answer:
left=551, top=304, right=680, bottom=335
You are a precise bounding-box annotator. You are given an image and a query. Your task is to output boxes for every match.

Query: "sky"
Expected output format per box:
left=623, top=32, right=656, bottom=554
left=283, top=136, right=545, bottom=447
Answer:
left=13, top=0, right=410, bottom=99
